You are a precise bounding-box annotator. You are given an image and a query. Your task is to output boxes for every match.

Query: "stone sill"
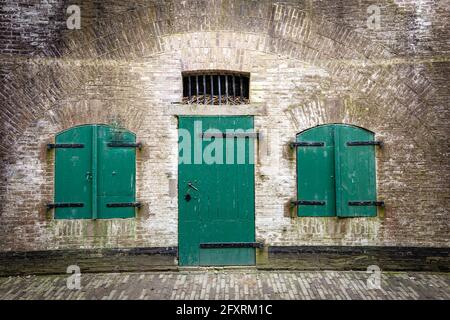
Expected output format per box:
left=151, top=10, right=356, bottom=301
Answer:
left=164, top=103, right=267, bottom=116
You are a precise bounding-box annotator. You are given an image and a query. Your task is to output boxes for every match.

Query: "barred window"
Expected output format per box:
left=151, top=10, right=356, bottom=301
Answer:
left=182, top=70, right=250, bottom=105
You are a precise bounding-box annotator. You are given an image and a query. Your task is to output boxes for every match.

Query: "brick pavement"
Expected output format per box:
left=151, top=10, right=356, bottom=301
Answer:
left=0, top=270, right=448, bottom=300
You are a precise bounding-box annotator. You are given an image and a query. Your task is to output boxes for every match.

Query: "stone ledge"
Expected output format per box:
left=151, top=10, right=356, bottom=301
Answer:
left=164, top=103, right=267, bottom=116
left=258, top=246, right=450, bottom=272
left=0, top=246, right=448, bottom=276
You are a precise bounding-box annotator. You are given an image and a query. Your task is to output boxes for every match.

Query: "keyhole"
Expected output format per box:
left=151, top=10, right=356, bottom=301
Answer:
left=185, top=194, right=192, bottom=202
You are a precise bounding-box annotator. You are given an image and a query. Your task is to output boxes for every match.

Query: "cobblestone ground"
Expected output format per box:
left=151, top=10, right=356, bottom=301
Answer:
left=0, top=271, right=448, bottom=300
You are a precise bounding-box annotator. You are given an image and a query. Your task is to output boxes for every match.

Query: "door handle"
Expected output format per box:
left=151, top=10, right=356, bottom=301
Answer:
left=187, top=182, right=199, bottom=191
left=85, top=172, right=92, bottom=181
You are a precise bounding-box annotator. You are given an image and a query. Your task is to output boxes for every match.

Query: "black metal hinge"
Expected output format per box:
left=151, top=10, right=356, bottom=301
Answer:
left=107, top=142, right=142, bottom=149
left=347, top=141, right=383, bottom=147
left=47, top=203, right=84, bottom=209
left=291, top=200, right=326, bottom=206
left=290, top=142, right=325, bottom=148
left=348, top=201, right=385, bottom=207
left=47, top=143, right=84, bottom=150
left=106, top=202, right=142, bottom=208
left=200, top=242, right=264, bottom=249
left=200, top=132, right=260, bottom=139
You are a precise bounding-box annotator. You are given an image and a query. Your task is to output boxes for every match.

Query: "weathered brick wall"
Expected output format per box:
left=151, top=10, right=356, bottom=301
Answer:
left=0, top=0, right=448, bottom=252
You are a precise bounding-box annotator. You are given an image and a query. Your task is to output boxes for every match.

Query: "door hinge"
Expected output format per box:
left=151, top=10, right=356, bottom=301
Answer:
left=291, top=200, right=326, bottom=206
left=290, top=141, right=325, bottom=148
left=106, top=202, right=142, bottom=208
left=47, top=202, right=84, bottom=209
left=200, top=132, right=260, bottom=139
left=346, top=141, right=383, bottom=147
left=47, top=143, right=84, bottom=150
left=200, top=242, right=264, bottom=249
left=107, top=142, right=142, bottom=149
left=348, top=201, right=385, bottom=207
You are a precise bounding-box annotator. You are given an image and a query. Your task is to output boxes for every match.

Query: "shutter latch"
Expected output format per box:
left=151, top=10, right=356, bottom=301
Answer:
left=107, top=142, right=142, bottom=149
left=47, top=143, right=84, bottom=150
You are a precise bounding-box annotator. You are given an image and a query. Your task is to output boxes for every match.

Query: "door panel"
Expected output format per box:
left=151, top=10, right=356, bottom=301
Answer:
left=54, top=125, right=93, bottom=219
left=178, top=116, right=255, bottom=266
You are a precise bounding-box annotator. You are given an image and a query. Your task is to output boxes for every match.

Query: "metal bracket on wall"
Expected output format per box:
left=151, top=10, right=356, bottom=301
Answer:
left=107, top=142, right=142, bottom=149
left=46, top=203, right=84, bottom=209
left=289, top=141, right=325, bottom=148
left=348, top=201, right=385, bottom=207
left=346, top=141, right=383, bottom=147
left=291, top=200, right=326, bottom=206
left=106, top=202, right=142, bottom=208
left=47, top=143, right=84, bottom=150
left=200, top=242, right=264, bottom=249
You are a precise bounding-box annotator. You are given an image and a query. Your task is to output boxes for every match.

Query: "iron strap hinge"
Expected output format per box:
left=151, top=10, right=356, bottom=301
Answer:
left=290, top=141, right=325, bottom=148
left=348, top=201, right=385, bottom=207
left=107, top=142, right=142, bottom=149
left=47, top=203, right=84, bottom=209
left=200, top=242, right=264, bottom=249
left=199, top=132, right=260, bottom=139
left=47, top=143, right=84, bottom=150
left=291, top=200, right=326, bottom=206
left=346, top=141, right=383, bottom=147
left=106, top=202, right=142, bottom=208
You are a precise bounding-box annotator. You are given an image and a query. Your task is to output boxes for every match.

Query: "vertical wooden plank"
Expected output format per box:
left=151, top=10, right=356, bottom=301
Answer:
left=55, top=125, right=93, bottom=219
left=335, top=125, right=377, bottom=217
left=92, top=125, right=98, bottom=219
left=296, top=125, right=336, bottom=217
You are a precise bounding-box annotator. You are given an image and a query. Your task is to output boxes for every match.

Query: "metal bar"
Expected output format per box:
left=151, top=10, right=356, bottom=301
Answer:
left=348, top=201, right=385, bottom=207
left=210, top=75, right=214, bottom=105
left=92, top=126, right=98, bottom=220
left=203, top=75, right=206, bottom=105
left=196, top=75, right=199, bottom=105
left=200, top=242, right=263, bottom=249
left=232, top=75, right=236, bottom=101
left=107, top=142, right=142, bottom=149
left=291, top=200, right=326, bottom=206
left=240, top=75, right=243, bottom=103
left=106, top=202, right=142, bottom=208
left=218, top=75, right=221, bottom=106
left=200, top=132, right=259, bottom=139
left=47, top=203, right=84, bottom=209
left=347, top=141, right=383, bottom=147
left=290, top=141, right=325, bottom=148
left=47, top=143, right=84, bottom=150
left=188, top=76, right=191, bottom=103
left=225, top=75, right=228, bottom=104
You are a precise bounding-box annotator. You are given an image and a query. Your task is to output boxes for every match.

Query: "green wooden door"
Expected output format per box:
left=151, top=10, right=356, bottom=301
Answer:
left=178, top=116, right=255, bottom=266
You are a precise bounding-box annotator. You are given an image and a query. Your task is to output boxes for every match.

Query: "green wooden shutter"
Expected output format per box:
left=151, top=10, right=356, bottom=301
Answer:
left=54, top=125, right=93, bottom=219
left=296, top=125, right=336, bottom=217
left=334, top=125, right=377, bottom=217
left=97, top=125, right=136, bottom=219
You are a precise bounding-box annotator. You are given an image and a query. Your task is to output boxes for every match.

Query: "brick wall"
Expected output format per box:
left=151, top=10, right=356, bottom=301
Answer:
left=0, top=0, right=449, bottom=252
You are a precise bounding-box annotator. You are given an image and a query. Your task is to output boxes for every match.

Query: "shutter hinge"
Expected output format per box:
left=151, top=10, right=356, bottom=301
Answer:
left=291, top=200, right=326, bottom=206
left=346, top=141, right=383, bottom=147
left=47, top=203, right=84, bottom=209
left=289, top=141, right=325, bottom=148
left=107, top=142, right=142, bottom=149
left=106, top=202, right=142, bottom=208
left=348, top=201, right=385, bottom=207
left=47, top=143, right=84, bottom=150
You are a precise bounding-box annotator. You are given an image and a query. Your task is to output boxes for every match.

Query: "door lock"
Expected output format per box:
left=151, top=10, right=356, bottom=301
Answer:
left=184, top=194, right=192, bottom=202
